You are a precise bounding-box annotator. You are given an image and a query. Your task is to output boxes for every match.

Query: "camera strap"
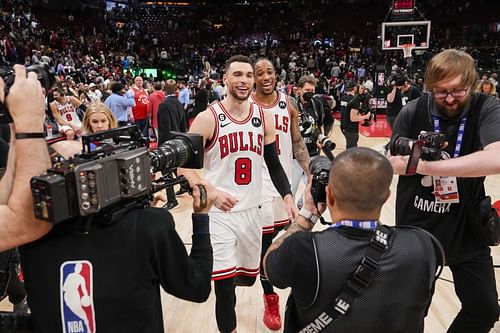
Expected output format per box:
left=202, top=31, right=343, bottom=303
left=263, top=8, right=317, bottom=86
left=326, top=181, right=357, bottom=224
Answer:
left=300, top=224, right=392, bottom=332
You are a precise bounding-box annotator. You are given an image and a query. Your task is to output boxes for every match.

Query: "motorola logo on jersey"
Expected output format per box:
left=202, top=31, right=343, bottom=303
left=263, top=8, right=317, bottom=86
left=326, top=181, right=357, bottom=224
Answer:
left=218, top=131, right=263, bottom=159
left=252, top=117, right=262, bottom=128
left=60, top=260, right=96, bottom=333
left=279, top=101, right=287, bottom=109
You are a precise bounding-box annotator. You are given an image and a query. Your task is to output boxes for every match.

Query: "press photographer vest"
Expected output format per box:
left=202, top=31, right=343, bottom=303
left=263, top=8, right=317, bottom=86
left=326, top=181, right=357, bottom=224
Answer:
left=285, top=227, right=436, bottom=333
left=395, top=93, right=488, bottom=264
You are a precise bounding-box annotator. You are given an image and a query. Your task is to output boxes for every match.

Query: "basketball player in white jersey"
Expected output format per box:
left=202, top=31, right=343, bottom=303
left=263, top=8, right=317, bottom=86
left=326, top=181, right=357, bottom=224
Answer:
left=50, top=88, right=85, bottom=140
left=179, top=55, right=297, bottom=333
left=250, top=58, right=310, bottom=331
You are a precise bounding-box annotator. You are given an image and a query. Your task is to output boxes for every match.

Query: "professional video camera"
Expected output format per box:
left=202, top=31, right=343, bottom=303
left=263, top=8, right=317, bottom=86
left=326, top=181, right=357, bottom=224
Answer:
left=390, top=131, right=446, bottom=174
left=0, top=64, right=56, bottom=124
left=31, top=126, right=204, bottom=224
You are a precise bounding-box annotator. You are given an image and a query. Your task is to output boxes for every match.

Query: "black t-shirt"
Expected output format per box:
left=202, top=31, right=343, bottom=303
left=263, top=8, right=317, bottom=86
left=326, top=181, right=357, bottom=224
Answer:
left=386, top=88, right=403, bottom=118
left=392, top=93, right=500, bottom=263
left=402, top=85, right=422, bottom=106
left=20, top=208, right=212, bottom=333
left=267, top=226, right=437, bottom=332
left=340, top=93, right=359, bottom=132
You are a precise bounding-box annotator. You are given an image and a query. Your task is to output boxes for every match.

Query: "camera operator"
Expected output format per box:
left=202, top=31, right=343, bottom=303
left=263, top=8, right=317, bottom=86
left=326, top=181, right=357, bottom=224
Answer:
left=386, top=74, right=420, bottom=130
left=264, top=147, right=441, bottom=333
left=388, top=49, right=500, bottom=332
left=340, top=81, right=371, bottom=149
left=0, top=65, right=52, bottom=252
left=19, top=140, right=216, bottom=333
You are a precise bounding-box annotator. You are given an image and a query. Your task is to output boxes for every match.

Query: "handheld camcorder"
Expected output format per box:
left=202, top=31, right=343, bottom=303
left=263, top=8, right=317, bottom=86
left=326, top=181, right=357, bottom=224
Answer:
left=31, top=126, right=204, bottom=224
left=390, top=131, right=446, bottom=175
left=0, top=64, right=56, bottom=124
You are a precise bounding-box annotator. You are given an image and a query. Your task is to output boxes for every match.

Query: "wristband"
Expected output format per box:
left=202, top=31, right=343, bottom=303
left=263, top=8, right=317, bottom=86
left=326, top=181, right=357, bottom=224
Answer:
left=15, top=132, right=46, bottom=139
left=299, top=207, right=319, bottom=225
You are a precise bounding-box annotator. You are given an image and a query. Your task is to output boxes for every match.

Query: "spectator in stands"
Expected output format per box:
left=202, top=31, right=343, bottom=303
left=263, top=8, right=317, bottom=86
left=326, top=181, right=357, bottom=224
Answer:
left=128, top=76, right=150, bottom=136
left=148, top=81, right=166, bottom=138
left=476, top=79, right=498, bottom=98
left=192, top=79, right=208, bottom=119
left=104, top=82, right=135, bottom=127
left=178, top=80, right=190, bottom=111
left=88, top=83, right=103, bottom=103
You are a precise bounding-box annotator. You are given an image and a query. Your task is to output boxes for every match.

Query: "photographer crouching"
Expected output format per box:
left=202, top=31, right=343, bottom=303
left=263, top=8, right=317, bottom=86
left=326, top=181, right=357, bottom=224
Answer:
left=18, top=123, right=216, bottom=332
left=264, top=147, right=443, bottom=333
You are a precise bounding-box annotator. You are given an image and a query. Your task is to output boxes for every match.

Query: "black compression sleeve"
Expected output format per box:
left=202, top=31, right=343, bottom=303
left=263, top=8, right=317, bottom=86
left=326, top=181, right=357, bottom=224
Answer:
left=264, top=142, right=292, bottom=198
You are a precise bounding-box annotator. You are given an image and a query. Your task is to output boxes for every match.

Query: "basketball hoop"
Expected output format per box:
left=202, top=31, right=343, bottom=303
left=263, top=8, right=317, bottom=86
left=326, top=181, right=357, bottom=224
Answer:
left=401, top=44, right=415, bottom=58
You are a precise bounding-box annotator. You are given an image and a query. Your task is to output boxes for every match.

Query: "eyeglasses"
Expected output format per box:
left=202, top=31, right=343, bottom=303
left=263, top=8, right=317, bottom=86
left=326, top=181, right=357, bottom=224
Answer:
left=432, top=88, right=468, bottom=100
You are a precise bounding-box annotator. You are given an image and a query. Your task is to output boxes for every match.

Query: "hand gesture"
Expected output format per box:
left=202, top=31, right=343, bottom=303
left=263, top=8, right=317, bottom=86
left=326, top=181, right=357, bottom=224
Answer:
left=283, top=194, right=299, bottom=220
left=214, top=189, right=239, bottom=212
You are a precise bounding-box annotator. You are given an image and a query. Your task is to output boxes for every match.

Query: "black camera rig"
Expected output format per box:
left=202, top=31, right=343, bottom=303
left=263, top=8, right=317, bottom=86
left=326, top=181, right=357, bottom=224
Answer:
left=0, top=64, right=56, bottom=124
left=31, top=126, right=204, bottom=226
left=390, top=131, right=446, bottom=175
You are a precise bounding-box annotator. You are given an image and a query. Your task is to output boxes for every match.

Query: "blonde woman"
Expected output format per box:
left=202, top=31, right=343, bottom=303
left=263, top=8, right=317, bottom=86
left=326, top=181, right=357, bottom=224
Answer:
left=82, top=102, right=118, bottom=134
left=476, top=79, right=498, bottom=98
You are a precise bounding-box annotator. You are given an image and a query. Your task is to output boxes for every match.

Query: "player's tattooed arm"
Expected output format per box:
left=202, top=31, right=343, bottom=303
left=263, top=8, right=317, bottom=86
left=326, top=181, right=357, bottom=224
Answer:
left=289, top=97, right=310, bottom=175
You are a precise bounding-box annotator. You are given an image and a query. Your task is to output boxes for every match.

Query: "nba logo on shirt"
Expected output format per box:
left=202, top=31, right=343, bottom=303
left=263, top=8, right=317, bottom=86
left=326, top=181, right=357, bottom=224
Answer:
left=60, top=260, right=96, bottom=333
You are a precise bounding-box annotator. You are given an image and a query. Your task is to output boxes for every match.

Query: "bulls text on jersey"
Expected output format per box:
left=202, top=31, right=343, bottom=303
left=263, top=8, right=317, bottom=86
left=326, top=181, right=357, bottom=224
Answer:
left=219, top=131, right=263, bottom=159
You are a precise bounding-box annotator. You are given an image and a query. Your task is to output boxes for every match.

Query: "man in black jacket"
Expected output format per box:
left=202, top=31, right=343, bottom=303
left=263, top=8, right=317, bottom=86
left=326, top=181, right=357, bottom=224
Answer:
left=158, top=79, right=187, bottom=145
left=20, top=139, right=216, bottom=333
left=157, top=79, right=189, bottom=208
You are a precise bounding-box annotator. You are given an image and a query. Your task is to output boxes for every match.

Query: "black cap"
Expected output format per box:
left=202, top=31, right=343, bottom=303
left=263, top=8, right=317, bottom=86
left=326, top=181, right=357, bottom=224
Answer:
left=345, top=80, right=357, bottom=91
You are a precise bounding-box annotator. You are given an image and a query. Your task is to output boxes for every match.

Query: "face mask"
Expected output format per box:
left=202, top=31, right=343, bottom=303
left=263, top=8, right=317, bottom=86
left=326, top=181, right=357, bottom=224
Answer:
left=302, top=92, right=314, bottom=102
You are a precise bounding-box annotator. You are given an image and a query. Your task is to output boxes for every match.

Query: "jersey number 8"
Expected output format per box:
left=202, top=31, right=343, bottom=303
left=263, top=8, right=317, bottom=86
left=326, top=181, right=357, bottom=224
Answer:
left=235, top=157, right=252, bottom=185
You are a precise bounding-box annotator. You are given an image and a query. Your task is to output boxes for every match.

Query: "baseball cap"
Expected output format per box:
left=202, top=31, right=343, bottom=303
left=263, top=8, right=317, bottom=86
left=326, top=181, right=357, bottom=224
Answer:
left=345, top=80, right=357, bottom=91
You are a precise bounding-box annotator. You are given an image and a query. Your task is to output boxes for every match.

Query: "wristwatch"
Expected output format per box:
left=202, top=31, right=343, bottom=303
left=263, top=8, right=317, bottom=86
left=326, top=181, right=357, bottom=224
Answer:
left=299, top=207, right=319, bottom=225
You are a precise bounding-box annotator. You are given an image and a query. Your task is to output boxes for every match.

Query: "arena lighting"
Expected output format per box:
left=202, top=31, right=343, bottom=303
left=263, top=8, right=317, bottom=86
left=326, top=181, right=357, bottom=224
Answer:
left=143, top=1, right=190, bottom=5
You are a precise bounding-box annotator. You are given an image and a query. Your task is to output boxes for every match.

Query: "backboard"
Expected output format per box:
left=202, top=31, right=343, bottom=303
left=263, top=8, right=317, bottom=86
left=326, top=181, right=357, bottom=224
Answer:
left=381, top=20, right=431, bottom=51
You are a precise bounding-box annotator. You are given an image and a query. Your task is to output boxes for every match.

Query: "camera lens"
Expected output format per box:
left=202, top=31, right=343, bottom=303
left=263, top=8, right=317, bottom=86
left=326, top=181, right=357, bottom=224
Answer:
left=389, top=135, right=413, bottom=157
left=149, top=138, right=191, bottom=173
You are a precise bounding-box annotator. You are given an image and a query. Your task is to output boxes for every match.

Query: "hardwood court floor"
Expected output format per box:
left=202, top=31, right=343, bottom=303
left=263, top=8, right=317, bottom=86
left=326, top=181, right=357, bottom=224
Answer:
left=1, top=122, right=499, bottom=332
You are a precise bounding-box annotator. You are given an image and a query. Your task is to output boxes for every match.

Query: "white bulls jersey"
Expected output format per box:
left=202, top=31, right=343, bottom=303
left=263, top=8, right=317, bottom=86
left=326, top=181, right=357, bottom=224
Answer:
left=204, top=102, right=265, bottom=212
left=54, top=96, right=81, bottom=127
left=250, top=92, right=292, bottom=198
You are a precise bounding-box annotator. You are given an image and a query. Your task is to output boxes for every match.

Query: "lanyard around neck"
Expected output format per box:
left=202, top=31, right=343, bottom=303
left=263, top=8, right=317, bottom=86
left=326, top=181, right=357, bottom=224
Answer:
left=329, top=220, right=378, bottom=230
left=432, top=116, right=466, bottom=158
